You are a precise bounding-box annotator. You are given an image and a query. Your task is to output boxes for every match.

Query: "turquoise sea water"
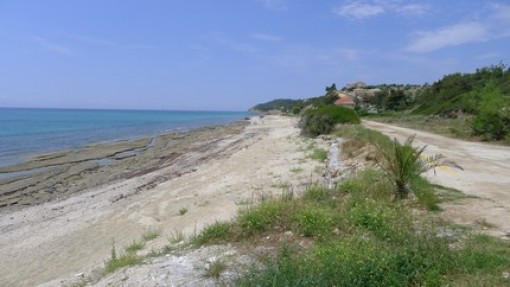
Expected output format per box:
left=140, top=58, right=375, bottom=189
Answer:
left=0, top=108, right=249, bottom=167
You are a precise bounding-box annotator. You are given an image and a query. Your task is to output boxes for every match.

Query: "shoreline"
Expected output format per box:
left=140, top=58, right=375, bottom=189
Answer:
left=0, top=119, right=250, bottom=211
left=0, top=115, right=325, bottom=286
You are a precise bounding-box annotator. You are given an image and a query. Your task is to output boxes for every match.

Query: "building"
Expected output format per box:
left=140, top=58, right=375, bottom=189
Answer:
left=334, top=93, right=355, bottom=108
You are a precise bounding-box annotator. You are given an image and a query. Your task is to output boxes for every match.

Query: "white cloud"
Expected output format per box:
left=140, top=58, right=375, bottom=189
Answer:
left=406, top=3, right=510, bottom=53
left=333, top=1, right=427, bottom=20
left=33, top=37, right=71, bottom=56
left=251, top=33, right=282, bottom=42
left=396, top=4, right=427, bottom=15
left=333, top=2, right=385, bottom=19
left=406, top=22, right=487, bottom=53
left=256, top=0, right=287, bottom=10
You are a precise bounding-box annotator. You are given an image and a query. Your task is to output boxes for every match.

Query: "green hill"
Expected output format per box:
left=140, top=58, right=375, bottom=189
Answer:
left=413, top=65, right=510, bottom=140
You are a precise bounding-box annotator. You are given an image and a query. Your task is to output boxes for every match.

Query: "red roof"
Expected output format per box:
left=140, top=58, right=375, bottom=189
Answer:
left=334, top=96, right=355, bottom=106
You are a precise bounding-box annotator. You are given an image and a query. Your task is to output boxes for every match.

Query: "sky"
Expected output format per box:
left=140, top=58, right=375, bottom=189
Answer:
left=0, top=0, right=509, bottom=111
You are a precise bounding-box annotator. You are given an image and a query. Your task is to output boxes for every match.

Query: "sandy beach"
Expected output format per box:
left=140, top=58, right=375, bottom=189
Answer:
left=0, top=115, right=325, bottom=286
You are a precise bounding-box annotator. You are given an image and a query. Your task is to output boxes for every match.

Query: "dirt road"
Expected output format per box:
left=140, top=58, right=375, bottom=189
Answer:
left=363, top=120, right=510, bottom=238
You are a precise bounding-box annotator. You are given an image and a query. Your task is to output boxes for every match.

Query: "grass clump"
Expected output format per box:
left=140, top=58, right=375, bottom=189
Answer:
left=168, top=230, right=185, bottom=244
left=142, top=227, right=162, bottom=241
left=204, top=258, right=227, bottom=279
left=179, top=207, right=188, bottom=216
left=104, top=240, right=142, bottom=274
left=193, top=221, right=232, bottom=245
left=124, top=240, right=145, bottom=253
left=308, top=148, right=327, bottom=162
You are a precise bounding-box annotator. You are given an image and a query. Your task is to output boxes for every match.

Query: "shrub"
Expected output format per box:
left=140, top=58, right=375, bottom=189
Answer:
left=375, top=136, right=427, bottom=199
left=300, top=106, right=360, bottom=136
left=471, top=109, right=510, bottom=140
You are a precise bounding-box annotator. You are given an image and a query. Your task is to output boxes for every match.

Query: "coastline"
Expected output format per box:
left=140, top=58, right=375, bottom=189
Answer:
left=0, top=119, right=249, bottom=210
left=0, top=115, right=326, bottom=286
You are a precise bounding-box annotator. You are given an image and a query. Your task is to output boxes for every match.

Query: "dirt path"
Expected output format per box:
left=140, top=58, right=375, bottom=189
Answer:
left=363, top=120, right=510, bottom=238
left=0, top=115, right=323, bottom=287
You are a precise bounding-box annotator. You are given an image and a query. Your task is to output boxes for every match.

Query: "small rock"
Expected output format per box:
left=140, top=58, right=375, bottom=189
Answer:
left=284, top=231, right=294, bottom=237
left=502, top=272, right=510, bottom=280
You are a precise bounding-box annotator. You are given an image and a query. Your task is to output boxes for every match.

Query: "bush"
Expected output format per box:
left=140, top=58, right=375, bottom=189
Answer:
left=375, top=136, right=427, bottom=199
left=300, top=106, right=360, bottom=136
left=471, top=110, right=510, bottom=140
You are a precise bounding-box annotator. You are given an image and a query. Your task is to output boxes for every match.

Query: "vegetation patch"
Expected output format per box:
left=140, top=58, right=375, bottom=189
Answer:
left=300, top=105, right=360, bottom=136
left=308, top=147, right=328, bottom=162
left=142, top=228, right=162, bottom=241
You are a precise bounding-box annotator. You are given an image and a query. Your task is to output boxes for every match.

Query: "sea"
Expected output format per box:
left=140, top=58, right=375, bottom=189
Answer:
left=0, top=108, right=250, bottom=168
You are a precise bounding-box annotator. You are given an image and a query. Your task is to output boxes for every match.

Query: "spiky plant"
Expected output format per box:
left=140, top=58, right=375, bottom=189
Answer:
left=375, top=136, right=427, bottom=199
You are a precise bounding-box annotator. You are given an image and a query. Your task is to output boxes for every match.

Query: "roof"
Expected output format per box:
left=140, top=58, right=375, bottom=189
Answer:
left=334, top=96, right=355, bottom=106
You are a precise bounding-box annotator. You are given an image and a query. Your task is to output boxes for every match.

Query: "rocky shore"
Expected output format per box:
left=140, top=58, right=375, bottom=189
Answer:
left=0, top=115, right=326, bottom=286
left=0, top=121, right=247, bottom=210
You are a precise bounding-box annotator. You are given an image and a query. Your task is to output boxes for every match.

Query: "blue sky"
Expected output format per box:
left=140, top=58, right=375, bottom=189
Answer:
left=0, top=0, right=509, bottom=111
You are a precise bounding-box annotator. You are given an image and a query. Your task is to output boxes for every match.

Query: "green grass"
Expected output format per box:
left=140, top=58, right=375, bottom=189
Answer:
left=192, top=221, right=232, bottom=245
left=104, top=241, right=143, bottom=274
left=104, top=253, right=142, bottom=274
left=227, top=169, right=510, bottom=286
left=142, top=227, right=162, bottom=241
left=179, top=207, right=188, bottom=216
left=308, top=148, right=327, bottom=162
left=124, top=240, right=145, bottom=253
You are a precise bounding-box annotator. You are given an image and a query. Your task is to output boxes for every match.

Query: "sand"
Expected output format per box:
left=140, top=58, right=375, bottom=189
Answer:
left=0, top=115, right=324, bottom=286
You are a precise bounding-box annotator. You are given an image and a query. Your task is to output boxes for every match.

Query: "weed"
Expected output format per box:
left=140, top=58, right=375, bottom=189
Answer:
left=303, top=186, right=333, bottom=202
left=104, top=241, right=142, bottom=274
left=124, top=240, right=145, bottom=253
left=204, top=258, right=227, bottom=279
left=179, top=207, right=188, bottom=216
left=168, top=230, right=185, bottom=244
left=308, top=148, right=327, bottom=162
left=193, top=221, right=232, bottom=245
left=142, top=227, right=162, bottom=241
